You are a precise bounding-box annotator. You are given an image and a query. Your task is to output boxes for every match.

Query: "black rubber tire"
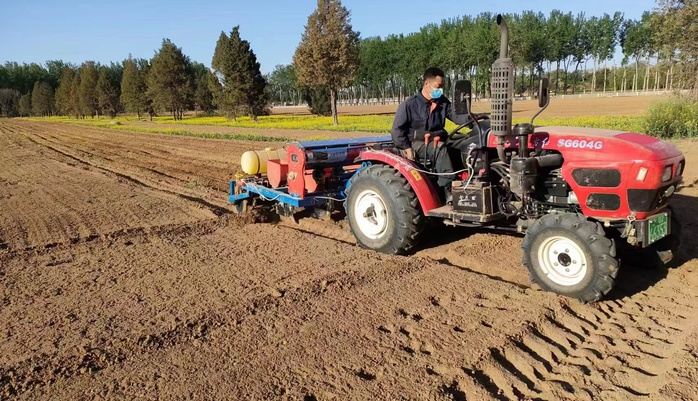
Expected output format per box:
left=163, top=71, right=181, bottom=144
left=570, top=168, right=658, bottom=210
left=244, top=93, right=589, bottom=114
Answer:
left=345, top=164, right=425, bottom=255
left=522, top=213, right=619, bottom=303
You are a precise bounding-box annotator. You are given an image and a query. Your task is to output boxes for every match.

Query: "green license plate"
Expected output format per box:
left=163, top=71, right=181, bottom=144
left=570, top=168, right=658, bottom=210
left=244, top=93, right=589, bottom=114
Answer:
left=648, top=213, right=669, bottom=245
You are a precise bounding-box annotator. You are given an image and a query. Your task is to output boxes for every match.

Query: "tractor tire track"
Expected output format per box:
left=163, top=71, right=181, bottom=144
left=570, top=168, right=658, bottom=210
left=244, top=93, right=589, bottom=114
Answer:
left=457, top=281, right=698, bottom=401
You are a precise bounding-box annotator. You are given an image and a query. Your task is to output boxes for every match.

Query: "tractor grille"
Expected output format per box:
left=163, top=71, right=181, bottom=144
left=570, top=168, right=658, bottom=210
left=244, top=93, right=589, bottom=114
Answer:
left=627, top=183, right=676, bottom=212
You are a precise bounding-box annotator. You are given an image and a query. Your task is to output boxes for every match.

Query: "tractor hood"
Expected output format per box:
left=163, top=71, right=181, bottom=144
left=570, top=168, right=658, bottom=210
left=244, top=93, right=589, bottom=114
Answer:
left=532, top=126, right=683, bottom=162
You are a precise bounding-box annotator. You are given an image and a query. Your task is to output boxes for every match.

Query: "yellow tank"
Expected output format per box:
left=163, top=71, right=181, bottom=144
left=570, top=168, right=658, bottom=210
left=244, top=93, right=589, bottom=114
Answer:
left=240, top=148, right=287, bottom=174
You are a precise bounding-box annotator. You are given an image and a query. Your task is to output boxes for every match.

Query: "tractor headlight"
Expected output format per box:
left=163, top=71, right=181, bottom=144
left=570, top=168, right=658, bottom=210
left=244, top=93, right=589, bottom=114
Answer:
left=636, top=167, right=648, bottom=182
left=662, top=165, right=672, bottom=182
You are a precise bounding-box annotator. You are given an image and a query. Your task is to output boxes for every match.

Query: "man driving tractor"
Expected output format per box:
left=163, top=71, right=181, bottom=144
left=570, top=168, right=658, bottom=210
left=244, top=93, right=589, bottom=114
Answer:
left=390, top=67, right=483, bottom=203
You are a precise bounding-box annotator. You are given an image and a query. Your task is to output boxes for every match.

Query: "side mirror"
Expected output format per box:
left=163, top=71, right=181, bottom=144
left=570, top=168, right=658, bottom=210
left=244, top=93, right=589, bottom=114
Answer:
left=453, top=80, right=472, bottom=117
left=538, top=78, right=550, bottom=108
left=531, top=78, right=551, bottom=125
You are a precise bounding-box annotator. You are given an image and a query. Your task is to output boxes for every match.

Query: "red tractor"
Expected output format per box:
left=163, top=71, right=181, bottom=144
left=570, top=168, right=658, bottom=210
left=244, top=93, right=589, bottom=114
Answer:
left=231, top=15, right=685, bottom=303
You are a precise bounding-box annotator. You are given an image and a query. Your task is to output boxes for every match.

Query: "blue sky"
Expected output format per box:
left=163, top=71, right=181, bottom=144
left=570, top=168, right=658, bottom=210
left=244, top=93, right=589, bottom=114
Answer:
left=1, top=0, right=659, bottom=74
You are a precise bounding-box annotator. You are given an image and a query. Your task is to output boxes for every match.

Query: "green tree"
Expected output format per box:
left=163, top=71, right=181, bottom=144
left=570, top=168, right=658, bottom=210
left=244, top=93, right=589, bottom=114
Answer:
left=31, top=81, right=54, bottom=116
left=651, top=0, right=698, bottom=98
left=1, top=62, right=48, bottom=94
left=302, top=87, right=332, bottom=116
left=517, top=11, right=548, bottom=93
left=547, top=10, right=575, bottom=93
left=210, top=32, right=238, bottom=118
left=147, top=39, right=191, bottom=120
left=54, top=66, right=76, bottom=116
left=78, top=61, right=99, bottom=117
left=621, top=13, right=654, bottom=92
left=357, top=37, right=391, bottom=104
left=0, top=88, right=20, bottom=117
left=293, top=0, right=360, bottom=124
left=267, top=64, right=301, bottom=105
left=211, top=26, right=268, bottom=121
left=589, top=12, right=624, bottom=92
left=18, top=92, right=32, bottom=116
left=121, top=56, right=149, bottom=119
left=569, top=12, right=593, bottom=94
left=69, top=74, right=81, bottom=118
left=97, top=66, right=119, bottom=118
left=44, top=60, right=66, bottom=89
left=194, top=72, right=215, bottom=114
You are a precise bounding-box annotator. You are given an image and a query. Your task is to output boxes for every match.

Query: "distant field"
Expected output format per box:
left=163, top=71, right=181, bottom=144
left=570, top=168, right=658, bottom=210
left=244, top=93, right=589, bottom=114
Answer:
left=28, top=114, right=647, bottom=141
left=271, top=93, right=670, bottom=118
left=24, top=94, right=672, bottom=141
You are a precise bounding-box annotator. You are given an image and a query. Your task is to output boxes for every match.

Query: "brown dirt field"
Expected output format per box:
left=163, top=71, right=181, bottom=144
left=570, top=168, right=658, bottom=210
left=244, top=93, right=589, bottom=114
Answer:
left=272, top=94, right=670, bottom=118
left=0, top=123, right=215, bottom=250
left=1, top=118, right=697, bottom=401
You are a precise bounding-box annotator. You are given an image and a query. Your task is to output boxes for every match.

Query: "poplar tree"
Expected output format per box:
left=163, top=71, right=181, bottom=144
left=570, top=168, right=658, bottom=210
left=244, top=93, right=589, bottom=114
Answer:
left=293, top=0, right=360, bottom=125
left=651, top=0, right=698, bottom=98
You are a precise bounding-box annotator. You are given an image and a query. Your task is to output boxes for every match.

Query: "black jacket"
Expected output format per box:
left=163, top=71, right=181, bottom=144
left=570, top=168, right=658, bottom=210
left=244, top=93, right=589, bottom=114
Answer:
left=391, top=92, right=470, bottom=149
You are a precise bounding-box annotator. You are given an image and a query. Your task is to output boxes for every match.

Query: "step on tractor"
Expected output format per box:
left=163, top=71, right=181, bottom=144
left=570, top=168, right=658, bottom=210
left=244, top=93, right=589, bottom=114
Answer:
left=229, top=14, right=685, bottom=303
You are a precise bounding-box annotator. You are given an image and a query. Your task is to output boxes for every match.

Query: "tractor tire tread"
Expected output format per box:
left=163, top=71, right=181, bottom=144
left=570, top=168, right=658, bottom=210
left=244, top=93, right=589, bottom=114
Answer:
left=345, top=165, right=424, bottom=255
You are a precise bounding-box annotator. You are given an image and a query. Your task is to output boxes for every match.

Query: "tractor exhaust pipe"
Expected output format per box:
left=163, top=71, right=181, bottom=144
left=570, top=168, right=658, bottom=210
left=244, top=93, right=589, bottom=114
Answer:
left=497, top=14, right=508, bottom=59
left=491, top=14, right=515, bottom=164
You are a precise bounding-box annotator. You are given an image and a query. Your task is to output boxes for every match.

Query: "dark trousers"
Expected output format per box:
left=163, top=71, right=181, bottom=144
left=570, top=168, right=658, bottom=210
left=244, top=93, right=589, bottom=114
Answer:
left=409, top=135, right=476, bottom=189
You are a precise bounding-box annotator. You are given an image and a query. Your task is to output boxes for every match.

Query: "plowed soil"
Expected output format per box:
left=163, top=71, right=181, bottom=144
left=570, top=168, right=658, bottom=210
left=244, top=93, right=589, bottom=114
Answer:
left=1, top=118, right=697, bottom=401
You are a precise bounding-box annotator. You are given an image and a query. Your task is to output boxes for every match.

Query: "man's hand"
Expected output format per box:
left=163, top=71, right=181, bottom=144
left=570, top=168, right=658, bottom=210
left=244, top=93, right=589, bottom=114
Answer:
left=403, top=148, right=415, bottom=161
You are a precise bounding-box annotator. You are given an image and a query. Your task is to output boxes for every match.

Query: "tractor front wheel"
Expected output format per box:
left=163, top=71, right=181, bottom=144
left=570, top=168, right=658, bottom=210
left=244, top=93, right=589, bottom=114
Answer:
left=522, top=213, right=619, bottom=303
left=345, top=165, right=424, bottom=255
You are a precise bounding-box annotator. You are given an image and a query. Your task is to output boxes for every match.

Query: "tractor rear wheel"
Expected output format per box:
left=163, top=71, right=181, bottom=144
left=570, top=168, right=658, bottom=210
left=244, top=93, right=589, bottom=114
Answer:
left=522, top=213, right=619, bottom=303
left=345, top=165, right=424, bottom=255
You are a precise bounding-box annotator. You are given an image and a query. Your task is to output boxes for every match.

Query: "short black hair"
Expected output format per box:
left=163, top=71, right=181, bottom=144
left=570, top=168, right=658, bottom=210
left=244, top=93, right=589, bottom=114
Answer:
left=423, top=67, right=445, bottom=81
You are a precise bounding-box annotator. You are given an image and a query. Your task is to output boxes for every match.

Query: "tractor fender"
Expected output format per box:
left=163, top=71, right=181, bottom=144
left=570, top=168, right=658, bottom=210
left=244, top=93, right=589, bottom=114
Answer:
left=356, top=150, right=441, bottom=214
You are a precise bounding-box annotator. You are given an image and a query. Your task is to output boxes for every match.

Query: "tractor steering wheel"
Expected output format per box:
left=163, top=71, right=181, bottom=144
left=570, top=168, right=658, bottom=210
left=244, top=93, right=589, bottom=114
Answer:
left=449, top=113, right=491, bottom=141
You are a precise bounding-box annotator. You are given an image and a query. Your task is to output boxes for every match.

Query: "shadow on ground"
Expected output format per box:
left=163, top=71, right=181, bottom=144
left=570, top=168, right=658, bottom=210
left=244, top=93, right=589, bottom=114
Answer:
left=606, top=193, right=698, bottom=301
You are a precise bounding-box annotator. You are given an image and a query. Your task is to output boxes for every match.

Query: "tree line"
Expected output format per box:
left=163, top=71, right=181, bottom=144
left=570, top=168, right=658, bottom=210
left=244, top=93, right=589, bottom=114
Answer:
left=0, top=30, right=266, bottom=121
left=270, top=4, right=696, bottom=108
left=0, top=0, right=695, bottom=123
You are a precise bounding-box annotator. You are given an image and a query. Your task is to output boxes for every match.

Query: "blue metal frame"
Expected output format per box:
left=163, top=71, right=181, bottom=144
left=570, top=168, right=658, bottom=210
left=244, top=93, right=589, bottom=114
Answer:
left=229, top=180, right=347, bottom=208
left=228, top=158, right=376, bottom=209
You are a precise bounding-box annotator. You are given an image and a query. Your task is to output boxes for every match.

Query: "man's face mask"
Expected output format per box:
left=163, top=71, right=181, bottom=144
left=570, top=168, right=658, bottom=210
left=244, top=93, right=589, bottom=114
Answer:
left=428, top=82, right=443, bottom=99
